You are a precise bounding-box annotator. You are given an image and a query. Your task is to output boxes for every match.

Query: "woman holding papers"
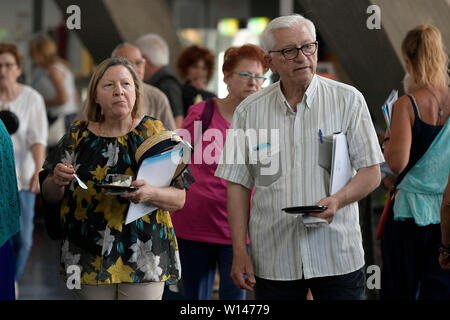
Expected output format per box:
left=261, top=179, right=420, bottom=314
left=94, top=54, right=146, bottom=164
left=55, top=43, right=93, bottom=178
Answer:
left=381, top=23, right=450, bottom=300
left=40, top=57, right=192, bottom=300
left=171, top=44, right=267, bottom=300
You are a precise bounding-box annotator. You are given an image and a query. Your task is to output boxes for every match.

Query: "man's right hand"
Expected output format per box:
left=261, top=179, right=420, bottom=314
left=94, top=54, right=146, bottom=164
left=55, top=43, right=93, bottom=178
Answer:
left=230, top=251, right=256, bottom=291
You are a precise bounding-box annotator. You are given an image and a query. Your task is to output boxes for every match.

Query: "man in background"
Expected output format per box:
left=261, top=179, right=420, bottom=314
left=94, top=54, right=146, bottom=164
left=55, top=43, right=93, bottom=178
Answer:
left=136, top=34, right=184, bottom=128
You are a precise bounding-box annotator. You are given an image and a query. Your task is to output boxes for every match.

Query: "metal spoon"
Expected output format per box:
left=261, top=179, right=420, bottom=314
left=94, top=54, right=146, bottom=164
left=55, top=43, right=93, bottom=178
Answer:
left=73, top=173, right=88, bottom=189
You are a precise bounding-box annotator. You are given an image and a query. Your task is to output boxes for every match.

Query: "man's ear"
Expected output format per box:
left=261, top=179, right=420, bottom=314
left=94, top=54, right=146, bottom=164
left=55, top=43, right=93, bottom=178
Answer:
left=143, top=54, right=151, bottom=65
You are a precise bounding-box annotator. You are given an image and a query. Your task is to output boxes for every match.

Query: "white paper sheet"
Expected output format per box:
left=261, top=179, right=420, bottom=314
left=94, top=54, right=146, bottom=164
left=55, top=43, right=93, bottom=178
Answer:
left=381, top=89, right=398, bottom=132
left=330, top=133, right=354, bottom=195
left=125, top=146, right=183, bottom=224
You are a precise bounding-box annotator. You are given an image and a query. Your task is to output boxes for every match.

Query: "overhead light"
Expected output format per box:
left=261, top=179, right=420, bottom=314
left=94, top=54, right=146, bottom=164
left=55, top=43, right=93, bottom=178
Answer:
left=217, top=18, right=239, bottom=36
left=247, top=17, right=269, bottom=35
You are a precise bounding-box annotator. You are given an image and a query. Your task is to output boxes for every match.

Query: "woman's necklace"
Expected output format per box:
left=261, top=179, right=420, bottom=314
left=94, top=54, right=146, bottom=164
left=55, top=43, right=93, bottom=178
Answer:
left=97, top=117, right=135, bottom=137
left=425, top=86, right=449, bottom=119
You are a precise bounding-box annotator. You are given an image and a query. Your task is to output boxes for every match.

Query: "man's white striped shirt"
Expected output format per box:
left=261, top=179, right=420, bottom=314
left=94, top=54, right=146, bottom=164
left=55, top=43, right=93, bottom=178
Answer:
left=215, top=75, right=384, bottom=280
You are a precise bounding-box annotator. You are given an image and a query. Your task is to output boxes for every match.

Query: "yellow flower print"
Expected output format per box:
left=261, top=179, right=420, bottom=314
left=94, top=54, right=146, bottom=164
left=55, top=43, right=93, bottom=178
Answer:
left=97, top=278, right=111, bottom=285
left=124, top=167, right=135, bottom=178
left=95, top=197, right=127, bottom=232
left=72, top=129, right=82, bottom=149
left=73, top=180, right=96, bottom=205
left=156, top=209, right=176, bottom=243
left=142, top=119, right=165, bottom=137
left=74, top=205, right=88, bottom=222
left=156, top=209, right=173, bottom=229
left=91, top=256, right=102, bottom=271
left=90, top=165, right=110, bottom=181
left=80, top=272, right=98, bottom=285
left=141, top=214, right=150, bottom=224
left=60, top=198, right=69, bottom=222
left=152, top=120, right=164, bottom=133
left=117, top=135, right=128, bottom=146
left=107, top=257, right=134, bottom=283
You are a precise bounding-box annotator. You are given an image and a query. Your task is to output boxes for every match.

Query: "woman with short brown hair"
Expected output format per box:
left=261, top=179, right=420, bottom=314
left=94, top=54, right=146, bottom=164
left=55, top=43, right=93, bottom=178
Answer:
left=176, top=45, right=216, bottom=116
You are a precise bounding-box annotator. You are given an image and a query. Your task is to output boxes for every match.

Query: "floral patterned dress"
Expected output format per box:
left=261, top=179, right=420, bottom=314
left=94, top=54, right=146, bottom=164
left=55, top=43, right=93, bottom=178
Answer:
left=43, top=116, right=192, bottom=285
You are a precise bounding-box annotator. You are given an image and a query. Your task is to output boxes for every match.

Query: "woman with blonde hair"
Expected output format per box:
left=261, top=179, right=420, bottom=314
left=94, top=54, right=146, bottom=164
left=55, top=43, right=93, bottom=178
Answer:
left=40, top=57, right=192, bottom=300
left=381, top=23, right=450, bottom=300
left=30, top=36, right=79, bottom=150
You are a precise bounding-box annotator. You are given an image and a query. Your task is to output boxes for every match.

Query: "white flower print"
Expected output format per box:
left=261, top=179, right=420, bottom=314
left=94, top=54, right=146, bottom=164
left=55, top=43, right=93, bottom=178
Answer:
left=61, top=240, right=81, bottom=269
left=102, top=142, right=119, bottom=167
left=97, top=227, right=115, bottom=256
left=62, top=150, right=76, bottom=166
left=62, top=150, right=81, bottom=191
left=129, top=239, right=163, bottom=281
left=174, top=250, right=181, bottom=274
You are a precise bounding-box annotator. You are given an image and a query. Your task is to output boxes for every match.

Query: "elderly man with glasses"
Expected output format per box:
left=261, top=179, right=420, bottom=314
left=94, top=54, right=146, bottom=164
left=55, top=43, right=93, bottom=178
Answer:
left=215, top=14, right=384, bottom=300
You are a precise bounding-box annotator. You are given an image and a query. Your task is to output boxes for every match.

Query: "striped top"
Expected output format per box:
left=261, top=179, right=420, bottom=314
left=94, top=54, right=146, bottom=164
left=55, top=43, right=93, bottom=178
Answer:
left=215, top=75, right=384, bottom=280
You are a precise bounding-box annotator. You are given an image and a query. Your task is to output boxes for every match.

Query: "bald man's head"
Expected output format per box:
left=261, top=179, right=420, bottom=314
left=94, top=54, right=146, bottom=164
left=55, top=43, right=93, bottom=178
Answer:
left=112, top=43, right=146, bottom=81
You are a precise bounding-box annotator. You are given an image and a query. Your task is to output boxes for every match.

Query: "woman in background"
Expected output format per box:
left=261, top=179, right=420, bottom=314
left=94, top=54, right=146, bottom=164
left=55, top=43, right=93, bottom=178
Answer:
left=30, top=36, right=80, bottom=150
left=0, top=119, right=21, bottom=300
left=0, top=42, right=48, bottom=297
left=176, top=45, right=216, bottom=116
left=172, top=44, right=268, bottom=300
left=381, top=23, right=450, bottom=300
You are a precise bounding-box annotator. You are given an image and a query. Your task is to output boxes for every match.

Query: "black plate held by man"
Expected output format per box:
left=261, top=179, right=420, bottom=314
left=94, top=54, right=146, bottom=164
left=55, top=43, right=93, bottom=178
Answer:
left=281, top=205, right=328, bottom=215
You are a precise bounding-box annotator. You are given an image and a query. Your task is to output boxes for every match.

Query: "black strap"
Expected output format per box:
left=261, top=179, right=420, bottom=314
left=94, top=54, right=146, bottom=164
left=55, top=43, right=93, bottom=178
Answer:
left=200, top=98, right=215, bottom=131
left=193, top=98, right=215, bottom=147
left=407, top=94, right=421, bottom=120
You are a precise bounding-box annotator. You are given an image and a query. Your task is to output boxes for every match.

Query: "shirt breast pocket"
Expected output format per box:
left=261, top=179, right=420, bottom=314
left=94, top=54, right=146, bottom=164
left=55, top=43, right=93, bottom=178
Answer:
left=251, top=143, right=282, bottom=187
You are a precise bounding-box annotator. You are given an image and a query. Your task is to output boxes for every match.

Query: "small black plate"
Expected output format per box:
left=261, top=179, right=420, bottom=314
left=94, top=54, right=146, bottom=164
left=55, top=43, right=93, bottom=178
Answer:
left=95, top=184, right=139, bottom=193
left=282, top=205, right=328, bottom=215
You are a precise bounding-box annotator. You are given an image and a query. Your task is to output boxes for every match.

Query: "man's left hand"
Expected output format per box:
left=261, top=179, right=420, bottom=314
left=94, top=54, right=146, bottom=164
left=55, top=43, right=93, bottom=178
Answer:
left=309, top=195, right=340, bottom=224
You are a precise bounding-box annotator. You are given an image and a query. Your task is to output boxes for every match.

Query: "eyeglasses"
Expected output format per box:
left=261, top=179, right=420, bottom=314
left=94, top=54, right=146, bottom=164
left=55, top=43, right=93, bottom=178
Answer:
left=269, top=41, right=318, bottom=60
left=0, top=63, right=17, bottom=70
left=232, top=72, right=267, bottom=84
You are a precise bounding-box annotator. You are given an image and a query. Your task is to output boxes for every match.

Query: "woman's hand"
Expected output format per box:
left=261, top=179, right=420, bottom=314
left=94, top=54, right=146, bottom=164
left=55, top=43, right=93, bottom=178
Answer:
left=52, top=163, right=75, bottom=187
left=120, top=180, right=156, bottom=204
left=120, top=179, right=186, bottom=211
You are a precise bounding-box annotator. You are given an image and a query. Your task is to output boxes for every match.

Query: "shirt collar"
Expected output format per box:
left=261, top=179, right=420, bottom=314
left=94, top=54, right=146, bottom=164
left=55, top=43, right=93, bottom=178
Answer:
left=277, top=74, right=318, bottom=113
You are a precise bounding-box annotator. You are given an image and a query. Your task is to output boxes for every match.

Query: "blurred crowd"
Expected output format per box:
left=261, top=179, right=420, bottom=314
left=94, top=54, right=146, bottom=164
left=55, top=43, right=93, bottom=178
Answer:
left=0, top=13, right=448, bottom=301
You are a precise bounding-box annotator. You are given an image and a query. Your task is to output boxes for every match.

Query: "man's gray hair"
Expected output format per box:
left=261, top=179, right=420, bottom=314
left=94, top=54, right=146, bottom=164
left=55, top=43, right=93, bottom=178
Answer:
left=111, top=42, right=137, bottom=57
left=135, top=33, right=169, bottom=66
left=261, top=14, right=316, bottom=52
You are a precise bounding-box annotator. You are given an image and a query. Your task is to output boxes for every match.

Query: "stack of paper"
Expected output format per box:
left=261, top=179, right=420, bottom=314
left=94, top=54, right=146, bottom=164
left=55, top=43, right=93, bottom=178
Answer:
left=125, top=145, right=183, bottom=225
left=381, top=89, right=398, bottom=132
left=318, top=132, right=354, bottom=195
